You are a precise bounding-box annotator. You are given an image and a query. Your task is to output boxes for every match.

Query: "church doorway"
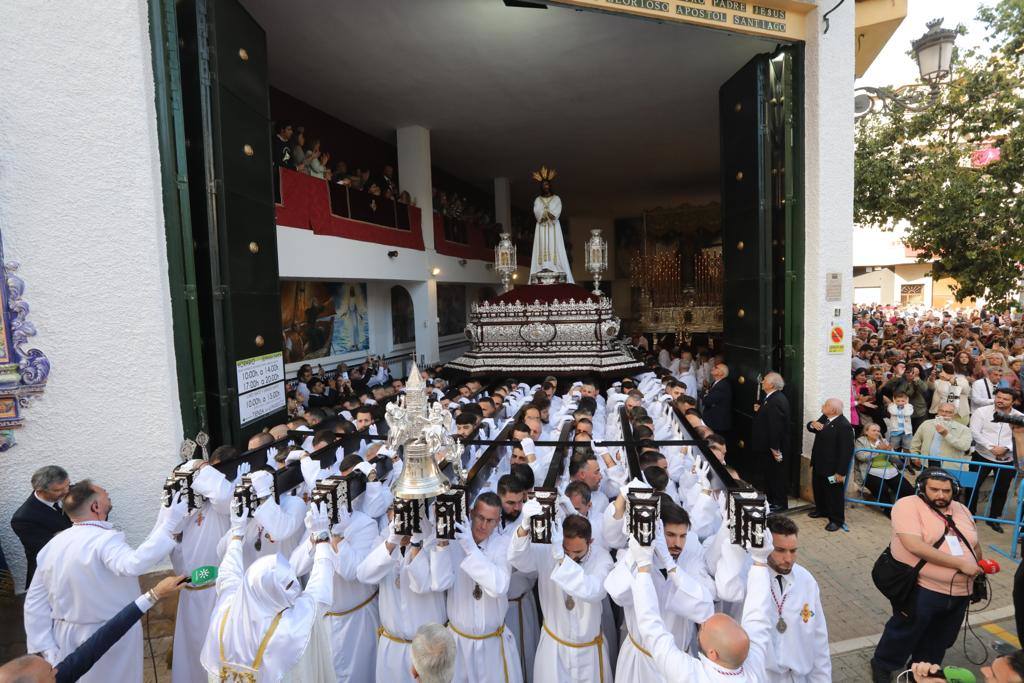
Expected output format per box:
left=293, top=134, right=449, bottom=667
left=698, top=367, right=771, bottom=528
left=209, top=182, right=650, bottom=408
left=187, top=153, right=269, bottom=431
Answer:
left=163, top=0, right=806, bottom=495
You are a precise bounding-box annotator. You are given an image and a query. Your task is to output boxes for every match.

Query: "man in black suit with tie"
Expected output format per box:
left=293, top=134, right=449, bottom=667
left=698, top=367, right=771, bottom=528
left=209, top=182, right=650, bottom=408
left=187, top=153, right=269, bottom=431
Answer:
left=751, top=372, right=791, bottom=512
left=702, top=361, right=733, bottom=436
left=806, top=398, right=855, bottom=531
left=10, top=465, right=71, bottom=588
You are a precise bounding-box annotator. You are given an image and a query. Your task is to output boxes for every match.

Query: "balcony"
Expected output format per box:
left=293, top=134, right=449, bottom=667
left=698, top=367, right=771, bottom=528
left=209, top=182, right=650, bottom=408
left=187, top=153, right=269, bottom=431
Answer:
left=275, top=168, right=424, bottom=250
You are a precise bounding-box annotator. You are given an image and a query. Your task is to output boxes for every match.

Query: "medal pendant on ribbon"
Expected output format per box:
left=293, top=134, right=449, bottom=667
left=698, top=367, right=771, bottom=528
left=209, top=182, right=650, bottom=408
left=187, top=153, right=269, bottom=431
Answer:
left=564, top=595, right=575, bottom=610
left=473, top=584, right=483, bottom=600
left=395, top=574, right=401, bottom=590
left=776, top=617, right=787, bottom=633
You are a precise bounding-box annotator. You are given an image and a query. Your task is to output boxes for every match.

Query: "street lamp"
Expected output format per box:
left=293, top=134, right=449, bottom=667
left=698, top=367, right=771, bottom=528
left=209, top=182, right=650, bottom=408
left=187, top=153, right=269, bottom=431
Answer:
left=913, top=18, right=958, bottom=84
left=854, top=18, right=958, bottom=119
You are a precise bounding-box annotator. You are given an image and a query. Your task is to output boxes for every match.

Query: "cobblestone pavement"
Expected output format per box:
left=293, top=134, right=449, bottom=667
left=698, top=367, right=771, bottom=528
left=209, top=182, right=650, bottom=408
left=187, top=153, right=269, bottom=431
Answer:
left=792, top=500, right=1021, bottom=681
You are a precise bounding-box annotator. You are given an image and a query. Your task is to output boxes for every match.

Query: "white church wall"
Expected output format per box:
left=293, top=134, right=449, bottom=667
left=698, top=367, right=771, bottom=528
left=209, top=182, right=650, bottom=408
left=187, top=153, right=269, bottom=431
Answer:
left=0, top=0, right=182, bottom=587
left=801, top=0, right=856, bottom=458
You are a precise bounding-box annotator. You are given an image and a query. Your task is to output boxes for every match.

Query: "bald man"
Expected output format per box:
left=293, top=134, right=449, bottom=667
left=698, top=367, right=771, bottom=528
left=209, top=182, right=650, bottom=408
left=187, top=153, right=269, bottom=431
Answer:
left=806, top=399, right=854, bottom=531
left=629, top=532, right=773, bottom=681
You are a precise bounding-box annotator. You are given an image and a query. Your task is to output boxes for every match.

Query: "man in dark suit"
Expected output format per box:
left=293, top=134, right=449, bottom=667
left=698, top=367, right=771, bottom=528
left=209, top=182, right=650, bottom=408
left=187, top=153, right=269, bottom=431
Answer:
left=10, top=465, right=71, bottom=588
left=702, top=361, right=733, bottom=436
left=751, top=372, right=791, bottom=512
left=0, top=573, right=187, bottom=682
left=806, top=398, right=855, bottom=531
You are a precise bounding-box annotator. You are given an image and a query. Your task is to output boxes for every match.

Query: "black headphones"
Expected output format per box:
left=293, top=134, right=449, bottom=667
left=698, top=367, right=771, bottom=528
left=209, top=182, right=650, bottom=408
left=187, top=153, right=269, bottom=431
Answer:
left=915, top=467, right=961, bottom=499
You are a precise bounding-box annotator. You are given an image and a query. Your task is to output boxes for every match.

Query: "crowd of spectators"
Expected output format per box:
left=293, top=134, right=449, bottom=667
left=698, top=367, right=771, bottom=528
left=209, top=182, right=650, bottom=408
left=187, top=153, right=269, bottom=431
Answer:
left=849, top=304, right=1024, bottom=530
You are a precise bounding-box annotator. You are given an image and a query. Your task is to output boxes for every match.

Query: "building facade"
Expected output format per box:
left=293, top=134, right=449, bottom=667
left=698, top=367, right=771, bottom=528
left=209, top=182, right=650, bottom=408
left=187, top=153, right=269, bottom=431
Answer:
left=0, top=0, right=904, bottom=587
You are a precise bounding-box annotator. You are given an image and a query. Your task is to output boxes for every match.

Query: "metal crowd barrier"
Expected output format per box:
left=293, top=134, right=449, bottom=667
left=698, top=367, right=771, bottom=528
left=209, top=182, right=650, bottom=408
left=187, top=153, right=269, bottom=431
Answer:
left=846, top=447, right=1024, bottom=562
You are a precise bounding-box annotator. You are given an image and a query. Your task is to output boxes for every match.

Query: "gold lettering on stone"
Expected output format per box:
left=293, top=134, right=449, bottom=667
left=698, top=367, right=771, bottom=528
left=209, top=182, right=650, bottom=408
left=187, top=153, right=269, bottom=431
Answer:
left=606, top=0, right=670, bottom=11
left=675, top=4, right=726, bottom=21
left=752, top=4, right=785, bottom=19
left=732, top=14, right=786, bottom=32
left=711, top=0, right=746, bottom=11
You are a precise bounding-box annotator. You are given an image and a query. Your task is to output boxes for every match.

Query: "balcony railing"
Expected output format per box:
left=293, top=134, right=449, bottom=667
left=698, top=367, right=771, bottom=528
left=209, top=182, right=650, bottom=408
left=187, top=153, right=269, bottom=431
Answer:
left=275, top=168, right=424, bottom=250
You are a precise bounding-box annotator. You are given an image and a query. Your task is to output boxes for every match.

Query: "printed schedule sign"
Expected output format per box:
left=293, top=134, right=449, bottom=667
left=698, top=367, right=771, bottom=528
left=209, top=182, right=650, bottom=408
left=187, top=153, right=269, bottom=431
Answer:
left=238, top=381, right=286, bottom=426
left=236, top=352, right=286, bottom=426
left=236, top=352, right=285, bottom=394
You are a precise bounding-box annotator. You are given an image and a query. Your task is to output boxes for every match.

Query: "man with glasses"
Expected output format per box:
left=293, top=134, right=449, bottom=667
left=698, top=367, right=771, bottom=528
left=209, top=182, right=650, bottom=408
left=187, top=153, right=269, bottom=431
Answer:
left=430, top=492, right=522, bottom=682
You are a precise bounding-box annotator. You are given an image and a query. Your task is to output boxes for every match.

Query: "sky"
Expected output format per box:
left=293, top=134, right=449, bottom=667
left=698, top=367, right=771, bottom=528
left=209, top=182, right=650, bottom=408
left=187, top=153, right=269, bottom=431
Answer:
left=856, top=0, right=991, bottom=89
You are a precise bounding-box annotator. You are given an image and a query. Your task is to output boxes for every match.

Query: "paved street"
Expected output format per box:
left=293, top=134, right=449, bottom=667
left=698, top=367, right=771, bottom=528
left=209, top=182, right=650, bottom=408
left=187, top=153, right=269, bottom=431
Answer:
left=794, top=499, right=1021, bottom=680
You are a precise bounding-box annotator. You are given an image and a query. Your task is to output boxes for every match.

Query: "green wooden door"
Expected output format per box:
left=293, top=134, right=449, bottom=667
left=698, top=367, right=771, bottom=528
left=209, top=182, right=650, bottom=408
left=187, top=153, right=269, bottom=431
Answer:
left=177, top=0, right=286, bottom=446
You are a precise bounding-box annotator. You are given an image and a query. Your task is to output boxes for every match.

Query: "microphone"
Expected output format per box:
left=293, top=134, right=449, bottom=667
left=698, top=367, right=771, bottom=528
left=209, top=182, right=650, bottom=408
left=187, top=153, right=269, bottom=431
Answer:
left=942, top=666, right=976, bottom=682
left=978, top=559, right=1000, bottom=574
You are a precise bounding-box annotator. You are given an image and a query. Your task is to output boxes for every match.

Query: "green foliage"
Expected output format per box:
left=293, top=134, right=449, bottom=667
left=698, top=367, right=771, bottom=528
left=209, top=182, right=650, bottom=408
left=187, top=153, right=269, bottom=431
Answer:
left=854, top=1, right=1024, bottom=309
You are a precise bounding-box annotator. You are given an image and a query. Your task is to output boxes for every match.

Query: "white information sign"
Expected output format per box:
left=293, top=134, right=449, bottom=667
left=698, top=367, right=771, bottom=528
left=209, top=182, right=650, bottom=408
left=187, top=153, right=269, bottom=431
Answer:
left=238, top=381, right=286, bottom=426
left=236, top=352, right=285, bottom=394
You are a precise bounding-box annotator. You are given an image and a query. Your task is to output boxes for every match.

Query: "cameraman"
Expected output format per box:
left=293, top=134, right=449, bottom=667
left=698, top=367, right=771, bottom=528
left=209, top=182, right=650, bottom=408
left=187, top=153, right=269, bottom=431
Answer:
left=871, top=469, right=982, bottom=682
left=965, top=387, right=1024, bottom=530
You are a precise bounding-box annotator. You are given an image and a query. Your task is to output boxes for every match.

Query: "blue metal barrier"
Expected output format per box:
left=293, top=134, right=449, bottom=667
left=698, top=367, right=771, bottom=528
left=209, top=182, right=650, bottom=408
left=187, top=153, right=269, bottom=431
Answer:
left=846, top=447, right=1023, bottom=562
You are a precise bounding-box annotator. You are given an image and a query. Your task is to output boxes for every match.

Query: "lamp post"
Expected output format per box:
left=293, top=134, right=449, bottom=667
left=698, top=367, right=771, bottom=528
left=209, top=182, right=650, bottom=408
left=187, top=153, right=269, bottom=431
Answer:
left=585, top=229, right=608, bottom=295
left=854, top=18, right=958, bottom=119
left=495, top=232, right=517, bottom=292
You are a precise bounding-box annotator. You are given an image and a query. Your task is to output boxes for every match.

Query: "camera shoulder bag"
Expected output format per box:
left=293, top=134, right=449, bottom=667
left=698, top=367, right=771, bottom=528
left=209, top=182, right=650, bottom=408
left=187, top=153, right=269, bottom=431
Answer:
left=871, top=526, right=946, bottom=616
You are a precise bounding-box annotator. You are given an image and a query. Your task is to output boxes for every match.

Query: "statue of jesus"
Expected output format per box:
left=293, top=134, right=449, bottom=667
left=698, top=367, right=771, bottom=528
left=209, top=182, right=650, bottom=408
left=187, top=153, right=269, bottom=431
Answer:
left=529, top=166, right=574, bottom=284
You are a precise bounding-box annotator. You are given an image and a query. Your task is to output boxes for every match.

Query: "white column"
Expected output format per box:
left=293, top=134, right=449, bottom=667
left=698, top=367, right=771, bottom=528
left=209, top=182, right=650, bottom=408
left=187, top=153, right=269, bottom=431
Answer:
left=802, top=3, right=855, bottom=455
left=397, top=125, right=435, bottom=250
left=408, top=280, right=440, bottom=365
left=494, top=177, right=512, bottom=234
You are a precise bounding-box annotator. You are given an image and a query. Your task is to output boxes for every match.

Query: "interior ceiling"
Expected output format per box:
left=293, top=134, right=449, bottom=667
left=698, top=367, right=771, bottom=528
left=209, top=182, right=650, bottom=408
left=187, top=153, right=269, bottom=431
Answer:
left=242, top=0, right=777, bottom=216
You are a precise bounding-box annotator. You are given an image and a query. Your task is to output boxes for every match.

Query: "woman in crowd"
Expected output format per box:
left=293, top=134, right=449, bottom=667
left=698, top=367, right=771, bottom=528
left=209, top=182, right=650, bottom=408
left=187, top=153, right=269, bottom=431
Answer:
left=854, top=422, right=914, bottom=513
left=852, top=368, right=876, bottom=433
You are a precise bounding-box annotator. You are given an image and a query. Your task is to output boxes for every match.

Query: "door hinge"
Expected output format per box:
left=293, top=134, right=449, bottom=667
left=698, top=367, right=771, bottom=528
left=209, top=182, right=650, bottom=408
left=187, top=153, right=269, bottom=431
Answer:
left=184, top=283, right=198, bottom=301
left=213, top=285, right=229, bottom=300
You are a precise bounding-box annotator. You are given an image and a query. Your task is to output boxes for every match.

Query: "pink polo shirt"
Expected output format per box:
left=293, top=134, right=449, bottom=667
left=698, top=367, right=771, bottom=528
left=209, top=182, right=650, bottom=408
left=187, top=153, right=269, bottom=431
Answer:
left=890, top=494, right=977, bottom=596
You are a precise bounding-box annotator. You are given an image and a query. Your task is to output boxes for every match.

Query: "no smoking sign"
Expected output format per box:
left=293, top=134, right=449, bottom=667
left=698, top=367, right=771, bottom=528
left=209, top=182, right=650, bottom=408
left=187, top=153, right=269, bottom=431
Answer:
left=828, top=326, right=845, bottom=354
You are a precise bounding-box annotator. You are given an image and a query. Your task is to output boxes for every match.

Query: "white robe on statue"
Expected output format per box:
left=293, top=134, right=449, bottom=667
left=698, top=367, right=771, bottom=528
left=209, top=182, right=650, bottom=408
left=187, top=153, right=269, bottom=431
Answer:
left=24, top=519, right=178, bottom=683
left=171, top=466, right=234, bottom=683
left=430, top=532, right=523, bottom=683
left=508, top=531, right=613, bottom=683
left=357, top=536, right=449, bottom=683
left=529, top=194, right=574, bottom=283
left=201, top=536, right=335, bottom=682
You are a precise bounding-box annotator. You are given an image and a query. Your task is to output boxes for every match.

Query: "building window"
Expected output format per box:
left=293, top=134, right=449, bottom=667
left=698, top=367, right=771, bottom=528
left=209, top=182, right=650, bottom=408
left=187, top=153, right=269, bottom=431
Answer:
left=900, top=283, right=925, bottom=305
left=391, top=285, right=415, bottom=346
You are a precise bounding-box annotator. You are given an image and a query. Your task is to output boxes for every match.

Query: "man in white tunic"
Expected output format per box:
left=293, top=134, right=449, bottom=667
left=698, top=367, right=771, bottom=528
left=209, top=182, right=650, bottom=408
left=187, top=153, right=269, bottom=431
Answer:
left=290, top=487, right=381, bottom=682
left=631, top=531, right=774, bottom=682
left=357, top=517, right=448, bottom=683
left=713, top=515, right=831, bottom=682
left=170, top=451, right=237, bottom=683
left=430, top=492, right=523, bottom=683
left=605, top=503, right=715, bottom=682
left=24, top=480, right=189, bottom=683
left=509, top=502, right=613, bottom=683
left=528, top=167, right=573, bottom=284
left=496, top=475, right=540, bottom=683
left=218, top=469, right=307, bottom=567
left=201, top=501, right=335, bottom=682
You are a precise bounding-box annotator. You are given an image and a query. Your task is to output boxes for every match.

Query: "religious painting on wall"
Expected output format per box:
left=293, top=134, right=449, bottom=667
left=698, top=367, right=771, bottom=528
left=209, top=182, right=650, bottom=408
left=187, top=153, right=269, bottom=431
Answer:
left=391, top=285, right=416, bottom=345
left=280, top=280, right=370, bottom=363
left=437, top=284, right=467, bottom=337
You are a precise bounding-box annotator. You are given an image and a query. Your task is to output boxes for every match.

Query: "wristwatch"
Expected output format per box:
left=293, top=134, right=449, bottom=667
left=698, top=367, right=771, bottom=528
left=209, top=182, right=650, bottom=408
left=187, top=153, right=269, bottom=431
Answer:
left=311, top=531, right=330, bottom=544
